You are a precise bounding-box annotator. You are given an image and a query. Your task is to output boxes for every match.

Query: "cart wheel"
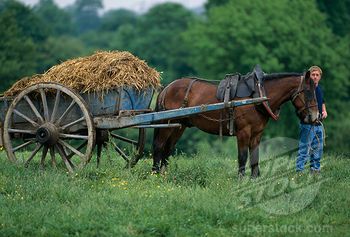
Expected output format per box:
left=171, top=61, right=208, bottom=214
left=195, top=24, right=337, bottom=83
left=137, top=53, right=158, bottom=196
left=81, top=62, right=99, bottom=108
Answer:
left=3, top=83, right=95, bottom=172
left=101, top=128, right=145, bottom=168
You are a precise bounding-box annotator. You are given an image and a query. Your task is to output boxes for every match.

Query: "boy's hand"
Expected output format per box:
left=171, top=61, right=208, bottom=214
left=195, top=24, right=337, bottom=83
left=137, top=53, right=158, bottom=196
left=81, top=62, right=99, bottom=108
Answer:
left=322, top=110, right=327, bottom=119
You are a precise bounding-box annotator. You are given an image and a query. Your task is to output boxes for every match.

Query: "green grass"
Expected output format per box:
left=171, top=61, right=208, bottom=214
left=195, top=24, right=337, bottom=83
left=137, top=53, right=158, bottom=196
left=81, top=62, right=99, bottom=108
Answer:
left=0, top=150, right=349, bottom=236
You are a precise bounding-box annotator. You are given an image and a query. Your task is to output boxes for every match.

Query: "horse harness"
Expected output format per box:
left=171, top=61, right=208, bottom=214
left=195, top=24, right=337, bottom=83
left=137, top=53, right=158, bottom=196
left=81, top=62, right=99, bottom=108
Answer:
left=180, top=78, right=236, bottom=136
left=179, top=65, right=283, bottom=136
left=291, top=75, right=318, bottom=119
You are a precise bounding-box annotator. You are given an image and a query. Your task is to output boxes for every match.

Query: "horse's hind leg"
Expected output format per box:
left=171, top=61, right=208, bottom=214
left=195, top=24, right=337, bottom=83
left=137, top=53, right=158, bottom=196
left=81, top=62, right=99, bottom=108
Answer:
left=249, top=133, right=262, bottom=178
left=236, top=129, right=251, bottom=178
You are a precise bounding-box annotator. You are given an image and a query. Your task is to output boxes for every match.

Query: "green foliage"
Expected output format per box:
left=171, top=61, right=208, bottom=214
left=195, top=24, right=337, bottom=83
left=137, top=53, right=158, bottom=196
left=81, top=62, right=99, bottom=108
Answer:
left=0, top=152, right=349, bottom=236
left=128, top=3, right=197, bottom=83
left=185, top=0, right=332, bottom=76
left=205, top=0, right=230, bottom=10
left=316, top=0, right=350, bottom=36
left=35, top=36, right=87, bottom=73
left=0, top=0, right=48, bottom=42
left=99, top=9, right=137, bottom=32
left=33, top=0, right=74, bottom=35
left=0, top=0, right=43, bottom=92
left=70, top=0, right=103, bottom=34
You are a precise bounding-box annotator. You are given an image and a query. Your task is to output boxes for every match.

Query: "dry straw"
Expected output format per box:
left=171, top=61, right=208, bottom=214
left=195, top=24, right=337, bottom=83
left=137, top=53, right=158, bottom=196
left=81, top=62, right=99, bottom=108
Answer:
left=4, top=51, right=161, bottom=97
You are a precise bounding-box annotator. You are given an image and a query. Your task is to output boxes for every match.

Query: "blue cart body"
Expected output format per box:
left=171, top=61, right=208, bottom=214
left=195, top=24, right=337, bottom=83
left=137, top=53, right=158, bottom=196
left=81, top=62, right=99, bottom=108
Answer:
left=0, top=86, right=154, bottom=125
left=82, top=86, right=154, bottom=116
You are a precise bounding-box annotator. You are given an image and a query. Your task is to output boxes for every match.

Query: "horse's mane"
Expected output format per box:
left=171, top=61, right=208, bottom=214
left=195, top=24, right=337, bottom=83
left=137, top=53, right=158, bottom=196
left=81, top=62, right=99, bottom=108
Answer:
left=263, top=73, right=302, bottom=81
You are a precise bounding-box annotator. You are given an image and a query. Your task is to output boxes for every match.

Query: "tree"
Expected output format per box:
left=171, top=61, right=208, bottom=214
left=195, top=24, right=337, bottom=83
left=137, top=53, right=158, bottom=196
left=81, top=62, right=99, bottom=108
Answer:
left=0, top=0, right=48, bottom=42
left=129, top=3, right=196, bottom=83
left=70, top=0, right=103, bottom=34
left=316, top=0, right=350, bottom=36
left=0, top=0, right=46, bottom=92
left=100, top=9, right=137, bottom=32
left=33, top=0, right=74, bottom=35
left=0, top=15, right=37, bottom=92
left=36, top=36, right=87, bottom=73
left=204, top=0, right=229, bottom=10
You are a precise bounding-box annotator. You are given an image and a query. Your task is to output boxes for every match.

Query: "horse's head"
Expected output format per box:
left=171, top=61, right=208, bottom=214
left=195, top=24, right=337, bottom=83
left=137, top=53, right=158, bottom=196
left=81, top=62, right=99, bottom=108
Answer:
left=291, top=71, right=319, bottom=123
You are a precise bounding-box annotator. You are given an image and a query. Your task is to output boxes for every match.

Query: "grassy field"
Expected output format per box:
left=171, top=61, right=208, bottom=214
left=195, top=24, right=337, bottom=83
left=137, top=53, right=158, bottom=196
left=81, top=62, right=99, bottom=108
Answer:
left=0, top=149, right=349, bottom=236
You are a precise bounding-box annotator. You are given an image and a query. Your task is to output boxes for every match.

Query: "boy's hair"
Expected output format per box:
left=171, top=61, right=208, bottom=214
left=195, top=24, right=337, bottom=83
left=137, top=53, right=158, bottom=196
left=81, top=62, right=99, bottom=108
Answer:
left=308, top=65, right=322, bottom=75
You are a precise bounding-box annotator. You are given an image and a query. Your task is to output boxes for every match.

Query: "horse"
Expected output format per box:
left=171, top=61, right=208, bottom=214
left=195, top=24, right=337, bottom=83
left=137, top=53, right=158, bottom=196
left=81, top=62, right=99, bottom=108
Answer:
left=152, top=70, right=319, bottom=177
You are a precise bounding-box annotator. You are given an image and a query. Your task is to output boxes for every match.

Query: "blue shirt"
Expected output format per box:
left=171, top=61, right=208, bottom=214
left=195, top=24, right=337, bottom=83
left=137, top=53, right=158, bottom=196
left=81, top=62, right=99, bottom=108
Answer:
left=315, top=85, right=324, bottom=113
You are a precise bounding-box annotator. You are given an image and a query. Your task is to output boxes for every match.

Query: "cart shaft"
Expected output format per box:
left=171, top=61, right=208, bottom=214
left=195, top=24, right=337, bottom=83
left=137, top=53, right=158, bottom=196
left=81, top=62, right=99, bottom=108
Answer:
left=94, top=97, right=268, bottom=129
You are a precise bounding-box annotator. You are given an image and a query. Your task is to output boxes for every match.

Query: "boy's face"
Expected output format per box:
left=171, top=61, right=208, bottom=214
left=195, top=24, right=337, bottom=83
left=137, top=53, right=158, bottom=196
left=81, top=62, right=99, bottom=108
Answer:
left=310, top=69, right=321, bottom=85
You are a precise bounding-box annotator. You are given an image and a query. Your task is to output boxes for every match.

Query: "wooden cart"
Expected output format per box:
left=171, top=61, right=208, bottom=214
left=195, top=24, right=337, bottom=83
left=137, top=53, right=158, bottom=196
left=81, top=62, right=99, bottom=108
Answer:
left=0, top=82, right=266, bottom=172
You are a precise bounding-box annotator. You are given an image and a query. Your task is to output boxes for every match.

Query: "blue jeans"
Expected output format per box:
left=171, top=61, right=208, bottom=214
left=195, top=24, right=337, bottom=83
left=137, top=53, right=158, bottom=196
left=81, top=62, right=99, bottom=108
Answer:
left=296, top=123, right=324, bottom=172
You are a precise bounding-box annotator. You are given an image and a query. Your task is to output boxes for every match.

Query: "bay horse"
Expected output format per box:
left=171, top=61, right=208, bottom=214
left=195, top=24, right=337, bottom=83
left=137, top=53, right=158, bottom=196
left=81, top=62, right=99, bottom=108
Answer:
left=152, top=70, right=318, bottom=177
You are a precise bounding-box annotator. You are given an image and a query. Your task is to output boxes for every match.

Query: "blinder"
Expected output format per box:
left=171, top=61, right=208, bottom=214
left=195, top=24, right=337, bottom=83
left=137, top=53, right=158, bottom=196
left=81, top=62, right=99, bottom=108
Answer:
left=291, top=73, right=318, bottom=119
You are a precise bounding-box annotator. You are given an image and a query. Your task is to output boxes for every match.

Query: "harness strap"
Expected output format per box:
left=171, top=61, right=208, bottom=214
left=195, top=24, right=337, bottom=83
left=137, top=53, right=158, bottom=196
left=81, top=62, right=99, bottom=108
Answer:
left=159, top=86, right=168, bottom=111
left=182, top=79, right=198, bottom=108
left=229, top=108, right=235, bottom=135
left=258, top=79, right=281, bottom=121
left=262, top=102, right=279, bottom=120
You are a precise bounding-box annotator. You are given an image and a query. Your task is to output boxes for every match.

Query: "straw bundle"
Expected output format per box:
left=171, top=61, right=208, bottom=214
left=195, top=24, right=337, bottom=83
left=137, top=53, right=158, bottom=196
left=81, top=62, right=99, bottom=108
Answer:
left=4, top=51, right=161, bottom=97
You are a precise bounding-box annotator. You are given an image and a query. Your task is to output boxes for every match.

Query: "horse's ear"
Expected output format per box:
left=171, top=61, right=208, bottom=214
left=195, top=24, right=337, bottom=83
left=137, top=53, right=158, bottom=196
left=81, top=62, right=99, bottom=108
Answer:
left=304, top=70, right=311, bottom=84
left=305, top=70, right=310, bottom=80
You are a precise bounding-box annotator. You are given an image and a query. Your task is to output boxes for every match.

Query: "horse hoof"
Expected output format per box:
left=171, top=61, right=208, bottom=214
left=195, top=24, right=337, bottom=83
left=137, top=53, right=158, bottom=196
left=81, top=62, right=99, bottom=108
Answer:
left=238, top=172, right=245, bottom=180
left=151, top=167, right=160, bottom=175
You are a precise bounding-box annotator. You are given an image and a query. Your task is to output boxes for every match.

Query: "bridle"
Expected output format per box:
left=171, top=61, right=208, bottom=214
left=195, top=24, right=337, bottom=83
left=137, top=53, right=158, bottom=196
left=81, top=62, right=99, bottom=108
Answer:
left=291, top=76, right=318, bottom=118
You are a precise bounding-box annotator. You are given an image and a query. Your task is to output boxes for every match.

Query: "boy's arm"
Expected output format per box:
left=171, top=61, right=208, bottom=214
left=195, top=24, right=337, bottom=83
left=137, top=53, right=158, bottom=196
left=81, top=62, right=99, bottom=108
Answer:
left=322, top=103, right=327, bottom=119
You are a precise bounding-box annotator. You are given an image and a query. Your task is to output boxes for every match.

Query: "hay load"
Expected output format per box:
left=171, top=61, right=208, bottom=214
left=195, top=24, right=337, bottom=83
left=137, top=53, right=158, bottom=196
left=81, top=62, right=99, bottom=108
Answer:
left=4, top=51, right=161, bottom=97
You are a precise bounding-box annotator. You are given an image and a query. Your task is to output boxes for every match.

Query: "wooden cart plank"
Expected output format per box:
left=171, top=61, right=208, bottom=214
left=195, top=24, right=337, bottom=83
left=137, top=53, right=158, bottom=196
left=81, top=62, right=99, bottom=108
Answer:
left=94, top=97, right=268, bottom=129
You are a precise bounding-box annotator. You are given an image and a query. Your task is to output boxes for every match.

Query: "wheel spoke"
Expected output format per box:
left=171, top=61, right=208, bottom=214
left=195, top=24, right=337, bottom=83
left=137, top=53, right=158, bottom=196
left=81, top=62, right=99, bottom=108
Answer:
left=114, top=145, right=130, bottom=162
left=12, top=140, right=35, bottom=152
left=55, top=100, right=76, bottom=126
left=59, top=133, right=89, bottom=140
left=39, top=89, right=49, bottom=122
left=55, top=144, right=74, bottom=173
left=50, top=147, right=57, bottom=168
left=13, top=109, right=39, bottom=127
left=40, top=146, right=49, bottom=169
left=24, top=143, right=43, bottom=167
left=111, top=133, right=138, bottom=145
left=24, top=95, right=44, bottom=124
left=8, top=128, right=36, bottom=134
left=50, top=90, right=61, bottom=123
left=58, top=139, right=85, bottom=159
left=105, top=144, right=112, bottom=165
left=67, top=141, right=87, bottom=159
left=61, top=117, right=85, bottom=130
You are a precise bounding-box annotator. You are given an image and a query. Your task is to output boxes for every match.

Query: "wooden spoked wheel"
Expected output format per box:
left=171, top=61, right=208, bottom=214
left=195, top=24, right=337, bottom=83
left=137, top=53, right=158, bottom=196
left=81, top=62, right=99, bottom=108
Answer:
left=96, top=128, right=145, bottom=168
left=3, top=83, right=95, bottom=172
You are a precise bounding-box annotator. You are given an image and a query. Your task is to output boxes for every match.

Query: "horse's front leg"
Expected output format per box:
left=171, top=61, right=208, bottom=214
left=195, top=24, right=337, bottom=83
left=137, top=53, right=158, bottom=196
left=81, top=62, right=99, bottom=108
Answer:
left=249, top=133, right=262, bottom=178
left=152, top=127, right=172, bottom=173
left=160, top=126, right=186, bottom=173
left=152, top=126, right=185, bottom=173
left=236, top=130, right=250, bottom=177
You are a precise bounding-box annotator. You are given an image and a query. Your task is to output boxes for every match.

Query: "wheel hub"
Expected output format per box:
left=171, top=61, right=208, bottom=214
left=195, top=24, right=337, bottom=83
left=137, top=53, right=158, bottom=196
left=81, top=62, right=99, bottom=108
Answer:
left=36, top=123, right=59, bottom=145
